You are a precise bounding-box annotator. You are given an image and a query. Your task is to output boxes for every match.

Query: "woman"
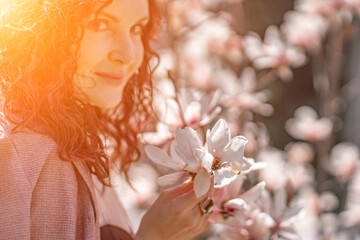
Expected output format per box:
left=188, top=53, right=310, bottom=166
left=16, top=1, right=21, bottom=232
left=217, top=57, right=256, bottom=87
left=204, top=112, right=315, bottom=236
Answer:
left=0, top=0, right=212, bottom=239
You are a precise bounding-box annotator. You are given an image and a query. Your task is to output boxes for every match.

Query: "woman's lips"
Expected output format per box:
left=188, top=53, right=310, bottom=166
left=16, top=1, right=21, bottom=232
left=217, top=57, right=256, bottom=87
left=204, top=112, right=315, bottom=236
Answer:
left=94, top=72, right=126, bottom=86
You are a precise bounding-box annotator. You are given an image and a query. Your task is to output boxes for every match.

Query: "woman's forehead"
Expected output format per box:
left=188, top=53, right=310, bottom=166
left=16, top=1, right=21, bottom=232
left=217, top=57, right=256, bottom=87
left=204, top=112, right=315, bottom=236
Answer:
left=99, top=0, right=150, bottom=21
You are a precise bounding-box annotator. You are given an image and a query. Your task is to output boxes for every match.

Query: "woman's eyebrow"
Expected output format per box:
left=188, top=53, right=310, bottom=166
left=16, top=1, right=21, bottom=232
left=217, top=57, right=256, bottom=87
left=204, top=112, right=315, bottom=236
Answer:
left=99, top=12, right=150, bottom=24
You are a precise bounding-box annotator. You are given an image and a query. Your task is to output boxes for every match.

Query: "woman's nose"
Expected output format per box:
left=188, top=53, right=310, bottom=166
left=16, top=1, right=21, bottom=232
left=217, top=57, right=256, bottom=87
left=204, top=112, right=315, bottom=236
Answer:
left=108, top=34, right=136, bottom=65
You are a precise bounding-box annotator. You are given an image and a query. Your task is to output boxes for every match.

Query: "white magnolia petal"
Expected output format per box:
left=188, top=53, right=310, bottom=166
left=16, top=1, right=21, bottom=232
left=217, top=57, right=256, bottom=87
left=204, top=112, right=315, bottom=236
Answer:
left=194, top=148, right=214, bottom=172
left=145, top=145, right=184, bottom=170
left=173, top=142, right=193, bottom=166
left=169, top=142, right=187, bottom=169
left=224, top=198, right=249, bottom=212
left=193, top=168, right=211, bottom=198
left=184, top=162, right=201, bottom=173
left=156, top=172, right=189, bottom=186
left=277, top=229, right=299, bottom=240
left=239, top=181, right=266, bottom=202
left=222, top=136, right=248, bottom=164
left=230, top=157, right=253, bottom=173
left=174, top=127, right=202, bottom=163
left=207, top=118, right=231, bottom=155
left=242, top=161, right=268, bottom=174
left=184, top=102, right=201, bottom=125
left=213, top=167, right=238, bottom=188
left=200, top=106, right=222, bottom=126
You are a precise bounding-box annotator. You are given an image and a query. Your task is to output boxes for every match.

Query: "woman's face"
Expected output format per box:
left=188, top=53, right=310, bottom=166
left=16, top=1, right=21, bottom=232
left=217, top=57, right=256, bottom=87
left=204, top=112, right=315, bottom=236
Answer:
left=73, top=0, right=150, bottom=109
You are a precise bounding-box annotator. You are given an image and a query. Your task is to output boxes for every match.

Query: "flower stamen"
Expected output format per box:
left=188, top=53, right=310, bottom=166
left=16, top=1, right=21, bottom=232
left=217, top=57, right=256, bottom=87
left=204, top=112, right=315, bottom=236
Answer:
left=212, top=156, right=221, bottom=170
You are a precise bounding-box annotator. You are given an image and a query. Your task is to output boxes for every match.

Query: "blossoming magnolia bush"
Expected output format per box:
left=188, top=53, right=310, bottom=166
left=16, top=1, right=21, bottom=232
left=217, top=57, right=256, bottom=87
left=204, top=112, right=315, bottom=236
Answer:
left=111, top=0, right=360, bottom=239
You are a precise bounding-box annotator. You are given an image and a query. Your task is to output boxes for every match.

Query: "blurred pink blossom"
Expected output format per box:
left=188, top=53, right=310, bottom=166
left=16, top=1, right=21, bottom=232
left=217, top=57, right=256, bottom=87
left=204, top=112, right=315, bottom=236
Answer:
left=224, top=34, right=244, bottom=65
left=285, top=106, right=333, bottom=142
left=257, top=148, right=288, bottom=191
left=256, top=189, right=303, bottom=239
left=341, top=171, right=360, bottom=226
left=152, top=80, right=221, bottom=132
left=285, top=142, right=314, bottom=164
left=281, top=11, right=328, bottom=53
left=295, top=0, right=354, bottom=24
left=243, top=26, right=307, bottom=81
left=218, top=68, right=274, bottom=116
left=258, top=147, right=314, bottom=191
left=328, top=142, right=359, bottom=181
left=219, top=188, right=302, bottom=240
left=243, top=122, right=270, bottom=157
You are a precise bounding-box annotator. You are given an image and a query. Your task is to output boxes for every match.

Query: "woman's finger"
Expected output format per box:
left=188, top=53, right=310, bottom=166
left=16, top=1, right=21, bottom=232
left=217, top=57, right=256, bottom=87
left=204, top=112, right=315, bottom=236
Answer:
left=160, top=180, right=193, bottom=200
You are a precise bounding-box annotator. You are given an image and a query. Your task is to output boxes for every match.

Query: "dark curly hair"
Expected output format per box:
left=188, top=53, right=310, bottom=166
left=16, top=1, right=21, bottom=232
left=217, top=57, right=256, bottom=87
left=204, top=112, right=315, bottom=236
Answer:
left=0, top=0, right=161, bottom=184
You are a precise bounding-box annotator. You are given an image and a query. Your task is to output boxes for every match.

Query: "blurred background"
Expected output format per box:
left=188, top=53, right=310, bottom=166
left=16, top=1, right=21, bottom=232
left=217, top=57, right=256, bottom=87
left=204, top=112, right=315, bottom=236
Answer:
left=112, top=0, right=360, bottom=239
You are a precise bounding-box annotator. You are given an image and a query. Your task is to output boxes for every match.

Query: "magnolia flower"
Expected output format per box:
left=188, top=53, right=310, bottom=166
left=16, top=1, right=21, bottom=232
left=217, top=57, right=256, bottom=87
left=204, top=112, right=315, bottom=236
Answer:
left=214, top=187, right=302, bottom=240
left=243, top=26, right=307, bottom=81
left=222, top=182, right=266, bottom=217
left=217, top=68, right=274, bottom=117
left=281, top=11, right=328, bottom=53
left=256, top=189, right=303, bottom=239
left=285, top=106, right=333, bottom=142
left=154, top=82, right=222, bottom=129
left=204, top=118, right=252, bottom=188
left=257, top=147, right=314, bottom=191
left=145, top=118, right=252, bottom=197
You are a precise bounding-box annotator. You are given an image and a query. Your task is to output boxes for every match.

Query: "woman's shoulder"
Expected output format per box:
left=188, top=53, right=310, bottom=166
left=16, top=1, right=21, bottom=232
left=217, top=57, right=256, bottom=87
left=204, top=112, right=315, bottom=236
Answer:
left=0, top=123, right=61, bottom=189
left=1, top=124, right=58, bottom=161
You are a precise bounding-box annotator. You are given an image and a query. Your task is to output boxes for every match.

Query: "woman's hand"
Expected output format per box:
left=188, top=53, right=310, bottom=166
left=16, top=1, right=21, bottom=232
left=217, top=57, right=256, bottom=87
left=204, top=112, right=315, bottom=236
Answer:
left=134, top=179, right=213, bottom=240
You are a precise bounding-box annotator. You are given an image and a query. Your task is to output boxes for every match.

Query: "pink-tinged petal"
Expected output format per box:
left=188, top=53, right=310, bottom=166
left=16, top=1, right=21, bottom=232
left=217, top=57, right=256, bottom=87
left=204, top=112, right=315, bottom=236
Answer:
left=239, top=181, right=266, bottom=202
left=145, top=145, right=184, bottom=170
left=184, top=102, right=201, bottom=125
left=273, top=188, right=287, bottom=220
left=281, top=205, right=303, bottom=222
left=258, top=190, right=272, bottom=214
left=193, top=168, right=211, bottom=198
left=200, top=106, right=222, bottom=126
left=222, top=136, right=248, bottom=164
left=207, top=118, right=231, bottom=155
left=224, top=198, right=249, bottom=212
left=173, top=142, right=195, bottom=167
left=156, top=172, right=190, bottom=186
left=174, top=127, right=202, bottom=164
left=194, top=148, right=214, bottom=172
left=213, top=167, right=238, bottom=188
left=159, top=99, right=183, bottom=126
left=169, top=142, right=187, bottom=169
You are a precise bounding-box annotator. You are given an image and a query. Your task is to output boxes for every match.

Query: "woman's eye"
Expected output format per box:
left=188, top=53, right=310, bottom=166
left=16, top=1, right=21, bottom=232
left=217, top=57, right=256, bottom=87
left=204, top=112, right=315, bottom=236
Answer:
left=87, top=19, right=110, bottom=32
left=131, top=24, right=145, bottom=35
